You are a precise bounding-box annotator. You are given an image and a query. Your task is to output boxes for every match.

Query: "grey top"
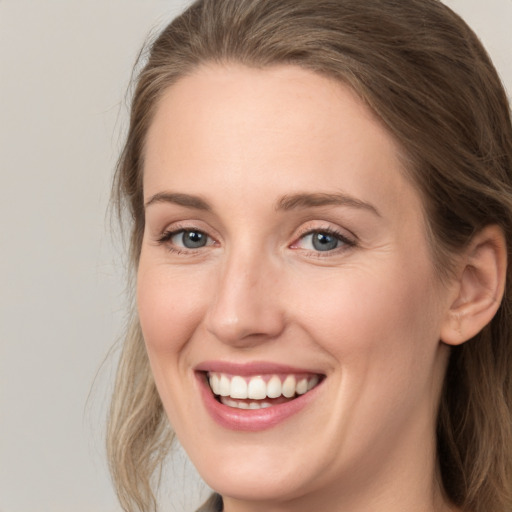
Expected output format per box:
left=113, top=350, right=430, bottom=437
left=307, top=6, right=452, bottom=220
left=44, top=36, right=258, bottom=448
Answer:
left=196, top=493, right=223, bottom=512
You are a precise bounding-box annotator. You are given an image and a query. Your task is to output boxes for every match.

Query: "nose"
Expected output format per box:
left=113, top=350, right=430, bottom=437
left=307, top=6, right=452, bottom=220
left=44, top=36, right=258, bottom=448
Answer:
left=204, top=249, right=286, bottom=348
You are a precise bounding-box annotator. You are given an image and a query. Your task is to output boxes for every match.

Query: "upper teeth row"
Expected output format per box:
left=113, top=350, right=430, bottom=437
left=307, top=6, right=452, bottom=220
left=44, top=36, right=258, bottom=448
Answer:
left=208, top=373, right=319, bottom=400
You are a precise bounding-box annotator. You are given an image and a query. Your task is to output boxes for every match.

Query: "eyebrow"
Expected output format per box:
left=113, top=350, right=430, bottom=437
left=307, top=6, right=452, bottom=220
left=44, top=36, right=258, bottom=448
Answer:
left=144, top=192, right=211, bottom=211
left=276, top=192, right=381, bottom=216
left=144, top=191, right=380, bottom=217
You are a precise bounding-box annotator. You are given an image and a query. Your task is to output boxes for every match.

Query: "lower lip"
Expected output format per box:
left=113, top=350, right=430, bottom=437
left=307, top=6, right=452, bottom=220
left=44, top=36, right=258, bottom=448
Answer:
left=196, top=373, right=322, bottom=432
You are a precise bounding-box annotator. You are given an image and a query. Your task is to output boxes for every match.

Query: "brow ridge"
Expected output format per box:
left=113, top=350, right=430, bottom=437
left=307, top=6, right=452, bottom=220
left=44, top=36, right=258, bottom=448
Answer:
left=276, top=192, right=380, bottom=216
left=144, top=192, right=211, bottom=211
left=144, top=190, right=379, bottom=216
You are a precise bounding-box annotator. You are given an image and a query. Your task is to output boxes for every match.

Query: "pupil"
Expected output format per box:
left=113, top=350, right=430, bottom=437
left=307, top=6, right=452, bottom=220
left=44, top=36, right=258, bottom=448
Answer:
left=183, top=231, right=206, bottom=248
left=312, top=232, right=338, bottom=251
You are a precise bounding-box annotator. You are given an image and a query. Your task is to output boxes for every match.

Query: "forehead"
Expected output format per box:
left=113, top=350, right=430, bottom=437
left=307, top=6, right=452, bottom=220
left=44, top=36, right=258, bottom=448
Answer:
left=143, top=64, right=419, bottom=220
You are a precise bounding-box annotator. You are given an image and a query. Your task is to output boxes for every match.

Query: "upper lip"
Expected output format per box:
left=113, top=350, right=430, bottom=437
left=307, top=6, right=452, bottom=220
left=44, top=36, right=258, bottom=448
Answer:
left=195, top=360, right=324, bottom=376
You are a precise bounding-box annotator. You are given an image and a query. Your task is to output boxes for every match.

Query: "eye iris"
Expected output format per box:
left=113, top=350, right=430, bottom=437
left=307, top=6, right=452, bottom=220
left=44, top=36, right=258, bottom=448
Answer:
left=182, top=230, right=207, bottom=248
left=312, top=232, right=339, bottom=251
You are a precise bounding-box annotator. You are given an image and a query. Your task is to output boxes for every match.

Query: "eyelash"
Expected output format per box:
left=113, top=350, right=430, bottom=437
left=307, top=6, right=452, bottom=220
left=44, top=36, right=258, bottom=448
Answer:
left=291, top=227, right=356, bottom=257
left=155, top=225, right=356, bottom=256
left=156, top=226, right=215, bottom=255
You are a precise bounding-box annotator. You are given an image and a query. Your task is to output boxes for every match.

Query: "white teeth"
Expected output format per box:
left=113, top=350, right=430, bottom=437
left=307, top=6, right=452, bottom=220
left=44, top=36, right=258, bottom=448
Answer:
left=210, top=373, right=220, bottom=395
left=221, top=397, right=237, bottom=408
left=208, top=372, right=321, bottom=402
left=230, top=376, right=248, bottom=399
left=282, top=375, right=296, bottom=398
left=266, top=375, right=282, bottom=398
left=220, top=397, right=273, bottom=409
left=307, top=375, right=319, bottom=390
left=219, top=374, right=230, bottom=396
left=247, top=376, right=267, bottom=400
left=296, top=378, right=308, bottom=395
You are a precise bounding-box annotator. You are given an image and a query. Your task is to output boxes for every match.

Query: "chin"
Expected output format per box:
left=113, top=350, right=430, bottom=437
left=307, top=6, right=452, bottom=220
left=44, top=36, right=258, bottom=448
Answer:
left=200, top=460, right=317, bottom=504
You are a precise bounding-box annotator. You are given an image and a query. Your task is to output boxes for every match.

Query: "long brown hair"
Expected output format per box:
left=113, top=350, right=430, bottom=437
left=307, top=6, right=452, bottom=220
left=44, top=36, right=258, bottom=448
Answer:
left=109, top=1, right=512, bottom=510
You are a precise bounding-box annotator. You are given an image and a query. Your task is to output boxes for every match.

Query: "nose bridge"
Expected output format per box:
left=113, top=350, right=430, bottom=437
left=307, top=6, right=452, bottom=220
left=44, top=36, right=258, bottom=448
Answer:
left=205, top=243, right=285, bottom=346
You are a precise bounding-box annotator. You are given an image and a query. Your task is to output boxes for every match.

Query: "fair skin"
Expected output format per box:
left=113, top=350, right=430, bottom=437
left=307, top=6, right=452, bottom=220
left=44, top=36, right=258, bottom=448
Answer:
left=136, top=64, right=497, bottom=512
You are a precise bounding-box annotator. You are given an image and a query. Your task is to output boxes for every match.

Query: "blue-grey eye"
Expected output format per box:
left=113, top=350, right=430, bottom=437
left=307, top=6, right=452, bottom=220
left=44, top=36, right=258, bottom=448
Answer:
left=311, top=231, right=340, bottom=251
left=173, top=230, right=208, bottom=249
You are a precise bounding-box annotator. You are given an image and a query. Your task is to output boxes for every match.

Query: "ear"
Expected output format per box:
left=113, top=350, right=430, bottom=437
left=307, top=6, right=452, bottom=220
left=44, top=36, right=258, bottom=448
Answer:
left=440, top=225, right=507, bottom=346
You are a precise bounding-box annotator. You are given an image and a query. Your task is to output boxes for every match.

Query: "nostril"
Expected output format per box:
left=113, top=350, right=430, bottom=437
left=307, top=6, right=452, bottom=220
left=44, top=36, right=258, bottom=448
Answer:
left=205, top=317, right=285, bottom=348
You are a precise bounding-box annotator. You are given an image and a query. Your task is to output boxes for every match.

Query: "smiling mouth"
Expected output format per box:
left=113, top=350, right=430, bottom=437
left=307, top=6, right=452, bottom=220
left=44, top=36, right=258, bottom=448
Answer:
left=206, top=372, right=323, bottom=410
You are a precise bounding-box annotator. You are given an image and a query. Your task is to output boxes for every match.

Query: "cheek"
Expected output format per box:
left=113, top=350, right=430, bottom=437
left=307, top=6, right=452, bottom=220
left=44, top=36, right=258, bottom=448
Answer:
left=288, top=260, right=444, bottom=459
left=136, top=263, right=209, bottom=359
left=293, top=257, right=441, bottom=381
left=136, top=262, right=212, bottom=429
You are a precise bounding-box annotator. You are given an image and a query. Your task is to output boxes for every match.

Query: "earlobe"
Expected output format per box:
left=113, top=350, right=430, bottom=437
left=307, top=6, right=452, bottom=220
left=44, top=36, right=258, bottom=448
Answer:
left=440, top=225, right=507, bottom=346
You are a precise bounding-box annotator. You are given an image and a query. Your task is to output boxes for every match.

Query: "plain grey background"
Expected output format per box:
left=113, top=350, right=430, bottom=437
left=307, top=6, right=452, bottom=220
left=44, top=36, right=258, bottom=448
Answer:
left=0, top=1, right=510, bottom=511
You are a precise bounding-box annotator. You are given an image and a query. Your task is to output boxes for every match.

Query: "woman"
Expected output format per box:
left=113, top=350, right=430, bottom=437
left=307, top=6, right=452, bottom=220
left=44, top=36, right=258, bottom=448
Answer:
left=107, top=1, right=512, bottom=511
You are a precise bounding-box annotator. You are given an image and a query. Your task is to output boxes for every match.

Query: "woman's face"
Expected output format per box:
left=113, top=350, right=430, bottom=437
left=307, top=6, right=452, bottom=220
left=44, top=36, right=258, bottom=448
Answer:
left=138, top=65, right=454, bottom=508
